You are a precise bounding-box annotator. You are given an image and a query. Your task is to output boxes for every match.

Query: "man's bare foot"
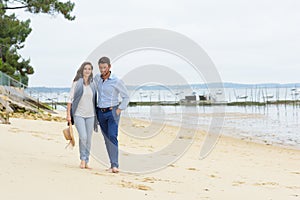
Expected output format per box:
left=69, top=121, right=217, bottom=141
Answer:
left=112, top=167, right=119, bottom=173
left=80, top=160, right=85, bottom=169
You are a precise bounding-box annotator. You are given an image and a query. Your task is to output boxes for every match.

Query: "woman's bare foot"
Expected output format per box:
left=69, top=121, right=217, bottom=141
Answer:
left=80, top=160, right=86, bottom=169
left=105, top=168, right=112, bottom=172
left=85, top=164, right=92, bottom=169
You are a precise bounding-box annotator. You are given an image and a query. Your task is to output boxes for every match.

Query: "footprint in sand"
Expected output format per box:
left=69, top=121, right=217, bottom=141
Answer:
left=93, top=172, right=106, bottom=176
left=209, top=174, right=221, bottom=179
left=8, top=127, right=20, bottom=133
left=290, top=171, right=300, bottom=175
left=142, top=177, right=158, bottom=183
left=132, top=124, right=146, bottom=128
left=232, top=181, right=246, bottom=186
left=119, top=180, right=152, bottom=191
left=140, top=177, right=180, bottom=184
left=179, top=136, right=193, bottom=140
left=31, top=133, right=54, bottom=141
left=286, top=186, right=300, bottom=190
left=253, top=181, right=279, bottom=187
left=187, top=167, right=198, bottom=171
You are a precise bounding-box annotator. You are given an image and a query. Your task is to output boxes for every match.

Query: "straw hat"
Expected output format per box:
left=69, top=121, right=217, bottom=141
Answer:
left=63, top=126, right=75, bottom=147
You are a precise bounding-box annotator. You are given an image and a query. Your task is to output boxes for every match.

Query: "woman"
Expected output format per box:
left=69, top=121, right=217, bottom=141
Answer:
left=67, top=61, right=98, bottom=169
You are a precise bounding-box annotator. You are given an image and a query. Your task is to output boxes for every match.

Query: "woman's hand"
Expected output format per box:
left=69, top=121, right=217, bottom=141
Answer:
left=66, top=103, right=72, bottom=124
left=66, top=114, right=72, bottom=124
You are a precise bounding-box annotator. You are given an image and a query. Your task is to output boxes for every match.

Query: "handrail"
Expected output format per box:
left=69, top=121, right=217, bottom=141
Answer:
left=0, top=71, right=28, bottom=89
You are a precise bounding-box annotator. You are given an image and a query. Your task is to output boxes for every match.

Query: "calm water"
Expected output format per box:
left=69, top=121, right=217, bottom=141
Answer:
left=122, top=104, right=300, bottom=149
left=128, top=87, right=300, bottom=102
left=27, top=87, right=300, bottom=149
left=26, top=86, right=300, bottom=103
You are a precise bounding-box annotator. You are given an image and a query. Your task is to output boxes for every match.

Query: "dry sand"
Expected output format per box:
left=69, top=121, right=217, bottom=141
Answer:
left=0, top=116, right=299, bottom=200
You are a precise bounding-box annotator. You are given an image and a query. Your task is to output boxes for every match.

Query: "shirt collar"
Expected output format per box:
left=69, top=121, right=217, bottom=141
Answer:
left=100, top=72, right=116, bottom=81
left=108, top=72, right=116, bottom=80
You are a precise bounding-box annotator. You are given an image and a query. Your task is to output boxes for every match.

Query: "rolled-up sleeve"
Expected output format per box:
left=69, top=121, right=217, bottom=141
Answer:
left=67, top=81, right=77, bottom=103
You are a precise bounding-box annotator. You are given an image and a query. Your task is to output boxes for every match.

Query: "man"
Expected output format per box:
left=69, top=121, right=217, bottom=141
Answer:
left=94, top=56, right=129, bottom=173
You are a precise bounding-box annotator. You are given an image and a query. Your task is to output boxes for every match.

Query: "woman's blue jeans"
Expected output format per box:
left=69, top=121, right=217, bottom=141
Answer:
left=74, top=116, right=94, bottom=163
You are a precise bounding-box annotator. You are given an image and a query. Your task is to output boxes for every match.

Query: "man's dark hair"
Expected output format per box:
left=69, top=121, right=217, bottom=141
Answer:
left=98, top=56, right=111, bottom=66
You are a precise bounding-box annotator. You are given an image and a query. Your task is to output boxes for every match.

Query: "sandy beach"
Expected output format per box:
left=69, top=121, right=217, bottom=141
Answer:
left=0, top=115, right=299, bottom=200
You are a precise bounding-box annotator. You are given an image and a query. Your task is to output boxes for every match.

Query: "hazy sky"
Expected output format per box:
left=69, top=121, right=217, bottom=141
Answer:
left=9, top=0, right=300, bottom=87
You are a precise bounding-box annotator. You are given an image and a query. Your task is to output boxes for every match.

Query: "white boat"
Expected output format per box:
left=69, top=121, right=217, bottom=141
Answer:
left=237, top=95, right=248, bottom=99
left=216, top=89, right=223, bottom=95
left=291, top=88, right=300, bottom=95
left=263, top=94, right=274, bottom=99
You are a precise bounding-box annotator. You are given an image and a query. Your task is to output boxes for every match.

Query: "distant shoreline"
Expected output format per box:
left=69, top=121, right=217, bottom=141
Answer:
left=28, top=82, right=300, bottom=91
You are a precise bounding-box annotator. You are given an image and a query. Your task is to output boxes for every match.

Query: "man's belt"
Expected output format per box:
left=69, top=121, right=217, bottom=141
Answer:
left=98, top=107, right=113, bottom=113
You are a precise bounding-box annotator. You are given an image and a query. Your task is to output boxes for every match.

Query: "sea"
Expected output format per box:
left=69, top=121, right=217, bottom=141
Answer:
left=25, top=83, right=300, bottom=149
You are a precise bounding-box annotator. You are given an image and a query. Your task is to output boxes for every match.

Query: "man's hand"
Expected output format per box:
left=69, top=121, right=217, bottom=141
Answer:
left=116, top=108, right=122, bottom=115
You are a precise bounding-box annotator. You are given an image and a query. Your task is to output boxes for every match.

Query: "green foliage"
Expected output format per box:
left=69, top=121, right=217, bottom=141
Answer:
left=1, top=0, right=75, bottom=20
left=0, top=11, right=33, bottom=85
left=0, top=0, right=75, bottom=86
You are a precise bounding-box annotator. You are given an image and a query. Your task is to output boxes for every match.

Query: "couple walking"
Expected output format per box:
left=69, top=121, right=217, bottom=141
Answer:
left=66, top=57, right=129, bottom=173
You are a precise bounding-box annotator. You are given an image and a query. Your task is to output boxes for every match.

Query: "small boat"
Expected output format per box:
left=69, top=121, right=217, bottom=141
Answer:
left=237, top=95, right=248, bottom=99
left=263, top=94, right=274, bottom=99
left=291, top=88, right=300, bottom=95
left=216, top=89, right=223, bottom=95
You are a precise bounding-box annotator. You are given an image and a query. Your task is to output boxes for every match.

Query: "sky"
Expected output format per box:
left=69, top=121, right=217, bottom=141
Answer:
left=8, top=0, right=300, bottom=87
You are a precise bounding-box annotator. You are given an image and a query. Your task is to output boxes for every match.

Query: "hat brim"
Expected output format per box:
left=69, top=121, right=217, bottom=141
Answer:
left=63, top=126, right=75, bottom=146
left=69, top=125, right=75, bottom=146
